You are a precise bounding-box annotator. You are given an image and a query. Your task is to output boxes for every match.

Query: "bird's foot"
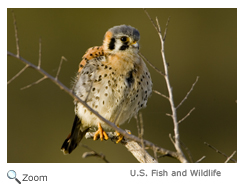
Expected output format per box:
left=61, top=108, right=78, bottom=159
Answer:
left=93, top=123, right=109, bottom=141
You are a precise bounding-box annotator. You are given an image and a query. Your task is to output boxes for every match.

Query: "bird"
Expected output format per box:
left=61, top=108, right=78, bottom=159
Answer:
left=61, top=25, right=153, bottom=155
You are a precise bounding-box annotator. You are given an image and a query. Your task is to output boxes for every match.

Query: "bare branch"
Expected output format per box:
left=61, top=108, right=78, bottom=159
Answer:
left=204, top=142, right=237, bottom=163
left=85, top=130, right=157, bottom=163
left=176, top=76, right=199, bottom=109
left=163, top=17, right=171, bottom=41
left=144, top=9, right=188, bottom=163
left=55, top=56, right=67, bottom=80
left=169, top=133, right=175, bottom=146
left=7, top=65, right=29, bottom=84
left=179, top=139, right=194, bottom=163
left=155, top=17, right=162, bottom=34
left=139, top=53, right=165, bottom=77
left=139, top=113, right=147, bottom=163
left=153, top=89, right=169, bottom=100
left=178, top=107, right=195, bottom=124
left=12, top=10, right=20, bottom=57
left=143, top=8, right=159, bottom=33
left=196, top=156, right=206, bottom=163
left=224, top=151, right=237, bottom=163
left=38, top=37, right=42, bottom=68
left=81, top=144, right=109, bottom=163
left=20, top=76, right=47, bottom=90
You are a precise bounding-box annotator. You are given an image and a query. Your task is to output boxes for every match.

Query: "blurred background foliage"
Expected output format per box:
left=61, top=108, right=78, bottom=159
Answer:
left=7, top=8, right=237, bottom=163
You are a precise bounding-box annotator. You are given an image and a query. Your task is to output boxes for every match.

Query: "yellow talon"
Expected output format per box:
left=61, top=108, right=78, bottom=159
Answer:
left=93, top=123, right=109, bottom=141
left=115, top=131, right=124, bottom=143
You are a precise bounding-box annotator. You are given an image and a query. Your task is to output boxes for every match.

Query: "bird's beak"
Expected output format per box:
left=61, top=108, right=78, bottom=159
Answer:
left=131, top=41, right=139, bottom=49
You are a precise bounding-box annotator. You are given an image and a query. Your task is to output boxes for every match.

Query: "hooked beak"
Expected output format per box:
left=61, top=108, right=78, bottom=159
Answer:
left=131, top=41, right=139, bottom=49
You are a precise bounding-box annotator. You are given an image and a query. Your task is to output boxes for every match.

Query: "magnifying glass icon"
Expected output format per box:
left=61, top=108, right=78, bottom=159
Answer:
left=7, top=170, right=21, bottom=184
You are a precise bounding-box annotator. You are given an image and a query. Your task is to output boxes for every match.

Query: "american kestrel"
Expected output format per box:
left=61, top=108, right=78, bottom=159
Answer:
left=61, top=25, right=153, bottom=154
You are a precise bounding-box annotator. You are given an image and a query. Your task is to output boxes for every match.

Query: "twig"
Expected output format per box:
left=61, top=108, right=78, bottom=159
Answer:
left=163, top=17, right=171, bottom=41
left=153, top=89, right=169, bottom=100
left=196, top=156, right=206, bottom=163
left=176, top=76, right=199, bottom=109
left=38, top=37, right=42, bottom=69
left=139, top=113, right=146, bottom=163
left=139, top=53, right=165, bottom=77
left=224, top=151, right=237, bottom=163
left=204, top=142, right=237, bottom=163
left=143, top=8, right=159, bottom=33
left=178, top=107, right=195, bottom=124
left=169, top=133, right=175, bottom=146
left=81, top=144, right=109, bottom=163
left=179, top=139, right=194, bottom=163
left=7, top=65, right=29, bottom=84
left=55, top=56, right=67, bottom=80
left=20, top=76, right=47, bottom=90
left=12, top=10, right=19, bottom=57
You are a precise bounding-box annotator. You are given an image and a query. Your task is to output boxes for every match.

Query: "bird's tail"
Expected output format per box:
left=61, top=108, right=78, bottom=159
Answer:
left=61, top=115, right=88, bottom=155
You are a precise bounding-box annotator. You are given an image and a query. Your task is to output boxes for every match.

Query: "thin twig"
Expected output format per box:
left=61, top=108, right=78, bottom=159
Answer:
left=155, top=17, right=161, bottom=33
left=176, top=76, right=199, bottom=109
left=178, top=107, right=195, bottom=124
left=195, top=156, right=206, bottom=163
left=153, top=89, right=169, bottom=100
left=139, top=113, right=146, bottom=163
left=81, top=144, right=109, bottom=163
left=179, top=139, right=194, bottom=163
left=224, top=151, right=237, bottom=163
left=169, top=133, right=175, bottom=146
left=55, top=56, right=67, bottom=80
left=7, top=65, right=29, bottom=84
left=139, top=53, right=165, bottom=77
left=20, top=76, right=47, bottom=90
left=204, top=142, right=237, bottom=163
left=38, top=37, right=42, bottom=69
left=143, top=8, right=159, bottom=33
left=163, top=17, right=171, bottom=41
left=12, top=10, right=20, bottom=57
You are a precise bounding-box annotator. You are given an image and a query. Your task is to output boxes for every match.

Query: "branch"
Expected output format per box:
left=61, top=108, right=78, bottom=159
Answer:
left=139, top=53, right=165, bottom=77
left=7, top=65, right=29, bottom=84
left=224, top=151, right=237, bottom=163
left=195, top=156, right=206, bottom=163
left=12, top=10, right=20, bottom=57
left=144, top=9, right=188, bottom=163
left=81, top=144, right=109, bottom=163
left=153, top=89, right=169, bottom=100
left=204, top=142, right=237, bottom=163
left=176, top=76, right=199, bottom=109
left=20, top=76, right=47, bottom=90
left=178, top=107, right=195, bottom=124
left=85, top=131, right=157, bottom=163
left=55, top=56, right=67, bottom=80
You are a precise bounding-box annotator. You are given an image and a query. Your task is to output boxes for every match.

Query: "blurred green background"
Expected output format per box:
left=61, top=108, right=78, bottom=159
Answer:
left=7, top=8, right=237, bottom=163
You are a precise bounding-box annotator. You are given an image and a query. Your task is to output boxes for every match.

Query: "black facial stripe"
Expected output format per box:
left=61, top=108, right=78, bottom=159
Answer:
left=119, top=43, right=129, bottom=50
left=108, top=38, right=115, bottom=50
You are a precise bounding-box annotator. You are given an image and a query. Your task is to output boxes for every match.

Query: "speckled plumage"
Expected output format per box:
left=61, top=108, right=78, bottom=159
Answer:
left=61, top=25, right=152, bottom=154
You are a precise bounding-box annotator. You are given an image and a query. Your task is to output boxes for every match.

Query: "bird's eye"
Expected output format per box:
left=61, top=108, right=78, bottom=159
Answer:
left=120, top=36, right=128, bottom=42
